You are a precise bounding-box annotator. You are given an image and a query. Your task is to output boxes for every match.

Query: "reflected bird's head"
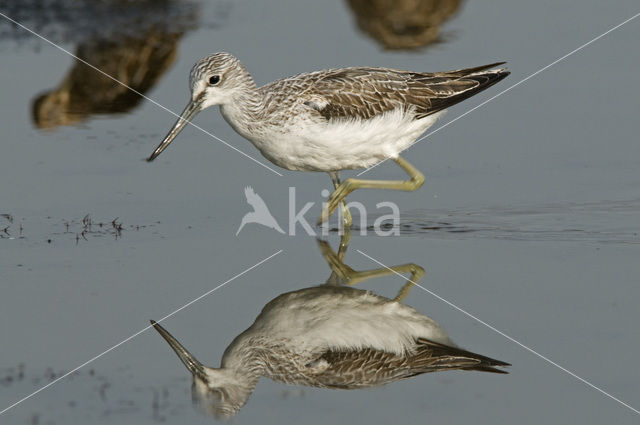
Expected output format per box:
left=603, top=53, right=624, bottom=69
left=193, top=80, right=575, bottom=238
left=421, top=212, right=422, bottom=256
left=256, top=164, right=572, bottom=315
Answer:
left=147, top=52, right=254, bottom=162
left=150, top=320, right=254, bottom=418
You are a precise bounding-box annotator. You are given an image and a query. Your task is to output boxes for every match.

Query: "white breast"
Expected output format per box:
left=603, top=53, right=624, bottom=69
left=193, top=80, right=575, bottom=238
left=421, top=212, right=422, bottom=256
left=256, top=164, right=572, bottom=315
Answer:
left=222, top=104, right=445, bottom=172
left=243, top=286, right=453, bottom=355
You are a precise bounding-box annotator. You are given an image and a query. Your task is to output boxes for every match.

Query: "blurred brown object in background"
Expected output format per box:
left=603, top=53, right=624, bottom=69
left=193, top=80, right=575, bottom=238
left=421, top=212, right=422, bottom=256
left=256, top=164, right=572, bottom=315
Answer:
left=346, top=0, right=463, bottom=50
left=32, top=29, right=181, bottom=129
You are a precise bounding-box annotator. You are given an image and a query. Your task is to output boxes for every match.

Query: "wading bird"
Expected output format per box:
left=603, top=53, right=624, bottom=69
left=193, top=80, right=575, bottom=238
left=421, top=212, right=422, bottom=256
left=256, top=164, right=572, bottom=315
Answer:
left=147, top=53, right=509, bottom=226
left=150, top=239, right=509, bottom=417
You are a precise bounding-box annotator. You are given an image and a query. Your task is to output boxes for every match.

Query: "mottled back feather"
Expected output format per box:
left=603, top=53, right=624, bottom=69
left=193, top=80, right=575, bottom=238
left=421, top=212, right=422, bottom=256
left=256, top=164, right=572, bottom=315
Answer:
left=313, top=337, right=509, bottom=388
left=264, top=62, right=509, bottom=122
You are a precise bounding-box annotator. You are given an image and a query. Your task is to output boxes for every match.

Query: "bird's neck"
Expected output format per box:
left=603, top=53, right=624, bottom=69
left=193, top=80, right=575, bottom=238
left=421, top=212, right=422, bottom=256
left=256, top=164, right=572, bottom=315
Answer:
left=221, top=333, right=285, bottom=380
left=219, top=75, right=266, bottom=140
left=222, top=340, right=266, bottom=371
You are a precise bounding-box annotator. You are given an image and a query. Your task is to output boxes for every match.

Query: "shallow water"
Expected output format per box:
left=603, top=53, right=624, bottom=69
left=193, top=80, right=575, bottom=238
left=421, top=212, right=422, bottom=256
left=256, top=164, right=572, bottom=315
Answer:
left=1, top=0, right=640, bottom=424
left=386, top=199, right=640, bottom=243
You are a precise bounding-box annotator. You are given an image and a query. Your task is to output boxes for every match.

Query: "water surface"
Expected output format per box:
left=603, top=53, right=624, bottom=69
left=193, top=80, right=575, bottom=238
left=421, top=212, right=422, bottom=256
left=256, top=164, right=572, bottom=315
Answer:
left=1, top=0, right=639, bottom=424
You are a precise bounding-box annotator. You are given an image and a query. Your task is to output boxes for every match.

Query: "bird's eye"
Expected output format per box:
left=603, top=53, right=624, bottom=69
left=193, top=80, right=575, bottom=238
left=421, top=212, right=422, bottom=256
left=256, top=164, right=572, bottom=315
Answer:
left=208, top=75, right=221, bottom=85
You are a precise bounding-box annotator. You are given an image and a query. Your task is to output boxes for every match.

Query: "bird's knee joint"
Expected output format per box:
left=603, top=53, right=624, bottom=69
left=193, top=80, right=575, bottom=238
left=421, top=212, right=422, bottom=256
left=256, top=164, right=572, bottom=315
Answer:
left=409, top=174, right=425, bottom=190
left=343, top=178, right=357, bottom=190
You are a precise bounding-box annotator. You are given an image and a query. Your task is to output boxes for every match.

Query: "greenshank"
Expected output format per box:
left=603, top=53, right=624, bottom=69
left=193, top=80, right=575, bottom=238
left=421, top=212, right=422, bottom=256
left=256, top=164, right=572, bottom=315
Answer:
left=147, top=53, right=509, bottom=225
left=150, top=239, right=509, bottom=417
left=151, top=289, right=508, bottom=416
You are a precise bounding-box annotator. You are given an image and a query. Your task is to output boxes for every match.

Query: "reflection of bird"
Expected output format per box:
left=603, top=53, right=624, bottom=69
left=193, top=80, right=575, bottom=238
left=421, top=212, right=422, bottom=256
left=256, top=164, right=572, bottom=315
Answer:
left=235, top=186, right=284, bottom=235
left=24, top=0, right=200, bottom=129
left=146, top=53, right=509, bottom=226
left=346, top=0, right=464, bottom=50
left=32, top=29, right=181, bottom=129
left=151, top=287, right=509, bottom=417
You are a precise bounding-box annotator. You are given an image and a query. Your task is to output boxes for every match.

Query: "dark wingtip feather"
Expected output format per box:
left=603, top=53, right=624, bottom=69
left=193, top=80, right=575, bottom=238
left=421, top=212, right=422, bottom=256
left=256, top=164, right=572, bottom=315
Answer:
left=420, top=65, right=510, bottom=117
left=417, top=337, right=511, bottom=374
left=447, top=61, right=508, bottom=76
left=491, top=69, right=511, bottom=83
left=471, top=365, right=510, bottom=374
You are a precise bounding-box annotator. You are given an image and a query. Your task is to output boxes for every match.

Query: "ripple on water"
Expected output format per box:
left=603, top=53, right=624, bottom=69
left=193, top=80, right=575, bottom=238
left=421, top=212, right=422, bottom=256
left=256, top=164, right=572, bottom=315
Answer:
left=356, top=199, right=640, bottom=244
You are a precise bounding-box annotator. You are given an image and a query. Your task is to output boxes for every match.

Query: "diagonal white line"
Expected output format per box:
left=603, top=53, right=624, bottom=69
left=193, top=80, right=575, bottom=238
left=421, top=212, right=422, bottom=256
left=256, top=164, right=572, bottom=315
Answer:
left=356, top=249, right=640, bottom=415
left=0, top=249, right=283, bottom=416
left=0, top=12, right=283, bottom=177
left=357, top=10, right=640, bottom=176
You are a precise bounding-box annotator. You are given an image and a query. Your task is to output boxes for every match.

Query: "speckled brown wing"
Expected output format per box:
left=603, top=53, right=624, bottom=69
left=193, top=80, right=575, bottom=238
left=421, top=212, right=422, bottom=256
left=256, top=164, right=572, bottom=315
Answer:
left=305, top=63, right=509, bottom=121
left=312, top=337, right=509, bottom=389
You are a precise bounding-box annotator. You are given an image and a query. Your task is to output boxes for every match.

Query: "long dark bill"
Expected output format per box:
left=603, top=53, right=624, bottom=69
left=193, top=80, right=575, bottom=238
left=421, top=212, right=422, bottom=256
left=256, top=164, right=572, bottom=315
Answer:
left=146, top=99, right=202, bottom=162
left=150, top=320, right=209, bottom=382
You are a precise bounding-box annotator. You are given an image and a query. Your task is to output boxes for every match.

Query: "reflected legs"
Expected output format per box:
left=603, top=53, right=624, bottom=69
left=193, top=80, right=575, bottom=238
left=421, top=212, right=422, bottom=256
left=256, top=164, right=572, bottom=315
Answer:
left=318, top=235, right=424, bottom=302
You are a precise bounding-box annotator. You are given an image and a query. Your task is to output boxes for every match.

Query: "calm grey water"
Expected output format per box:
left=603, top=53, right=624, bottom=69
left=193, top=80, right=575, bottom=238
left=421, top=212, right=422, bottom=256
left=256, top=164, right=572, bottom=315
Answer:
left=1, top=0, right=639, bottom=424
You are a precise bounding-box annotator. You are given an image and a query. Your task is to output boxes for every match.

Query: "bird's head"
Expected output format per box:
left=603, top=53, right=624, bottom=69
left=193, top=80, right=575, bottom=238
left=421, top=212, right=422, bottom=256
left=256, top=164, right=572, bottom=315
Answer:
left=146, top=52, right=253, bottom=162
left=191, top=368, right=254, bottom=419
left=150, top=320, right=255, bottom=418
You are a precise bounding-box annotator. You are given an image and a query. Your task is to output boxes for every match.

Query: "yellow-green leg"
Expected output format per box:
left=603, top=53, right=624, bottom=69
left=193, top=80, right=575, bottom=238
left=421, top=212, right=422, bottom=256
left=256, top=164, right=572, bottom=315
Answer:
left=318, top=156, right=425, bottom=225
left=328, top=171, right=352, bottom=229
left=321, top=230, right=352, bottom=286
left=317, top=237, right=424, bottom=302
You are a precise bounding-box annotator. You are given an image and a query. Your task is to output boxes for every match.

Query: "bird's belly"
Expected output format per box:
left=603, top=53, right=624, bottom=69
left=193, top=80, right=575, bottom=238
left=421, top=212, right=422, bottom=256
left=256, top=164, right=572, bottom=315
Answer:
left=250, top=109, right=445, bottom=172
left=252, top=287, right=452, bottom=355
